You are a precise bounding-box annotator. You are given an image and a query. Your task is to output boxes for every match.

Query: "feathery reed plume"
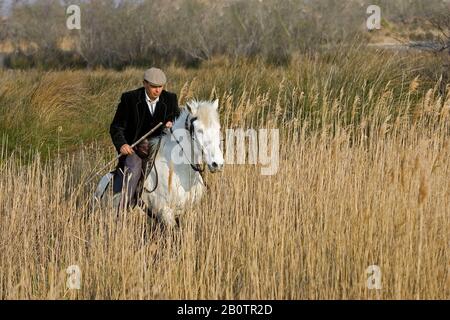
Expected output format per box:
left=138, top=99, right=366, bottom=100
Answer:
left=409, top=76, right=420, bottom=94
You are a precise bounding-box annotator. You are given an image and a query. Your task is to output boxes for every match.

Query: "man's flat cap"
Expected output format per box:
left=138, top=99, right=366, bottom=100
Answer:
left=144, top=67, right=167, bottom=86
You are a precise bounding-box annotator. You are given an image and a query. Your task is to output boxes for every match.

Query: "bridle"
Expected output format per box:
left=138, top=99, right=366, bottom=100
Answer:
left=143, top=113, right=209, bottom=195
left=170, top=114, right=206, bottom=173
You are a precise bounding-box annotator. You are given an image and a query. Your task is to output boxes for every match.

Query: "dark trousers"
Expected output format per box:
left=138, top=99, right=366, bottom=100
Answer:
left=112, top=138, right=153, bottom=211
left=112, top=153, right=146, bottom=210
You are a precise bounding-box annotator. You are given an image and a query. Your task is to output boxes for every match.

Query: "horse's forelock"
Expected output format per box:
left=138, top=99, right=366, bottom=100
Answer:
left=159, top=100, right=219, bottom=143
left=193, top=101, right=219, bottom=129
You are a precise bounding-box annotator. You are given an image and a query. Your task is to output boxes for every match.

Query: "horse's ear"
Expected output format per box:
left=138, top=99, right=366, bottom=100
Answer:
left=186, top=102, right=193, bottom=114
left=212, top=99, right=219, bottom=110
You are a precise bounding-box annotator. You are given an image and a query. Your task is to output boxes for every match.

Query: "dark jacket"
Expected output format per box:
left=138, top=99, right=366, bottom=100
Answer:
left=110, top=87, right=180, bottom=154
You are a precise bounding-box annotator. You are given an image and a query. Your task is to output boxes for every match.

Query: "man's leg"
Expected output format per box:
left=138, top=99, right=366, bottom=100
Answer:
left=119, top=153, right=142, bottom=210
left=112, top=167, right=124, bottom=211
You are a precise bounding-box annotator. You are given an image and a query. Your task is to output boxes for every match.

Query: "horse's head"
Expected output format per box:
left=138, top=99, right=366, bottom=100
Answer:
left=186, top=99, right=224, bottom=173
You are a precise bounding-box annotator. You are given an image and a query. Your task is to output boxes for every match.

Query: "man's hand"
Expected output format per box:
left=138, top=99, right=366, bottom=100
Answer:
left=120, top=144, right=134, bottom=155
left=165, top=121, right=173, bottom=128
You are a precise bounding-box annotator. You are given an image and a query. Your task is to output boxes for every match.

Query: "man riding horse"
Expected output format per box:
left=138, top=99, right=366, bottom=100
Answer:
left=110, top=67, right=180, bottom=210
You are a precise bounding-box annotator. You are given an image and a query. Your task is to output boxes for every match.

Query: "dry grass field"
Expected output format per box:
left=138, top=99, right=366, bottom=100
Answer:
left=0, top=48, right=449, bottom=299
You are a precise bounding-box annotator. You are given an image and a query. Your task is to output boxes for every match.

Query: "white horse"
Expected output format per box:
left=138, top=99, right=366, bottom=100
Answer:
left=141, top=99, right=224, bottom=227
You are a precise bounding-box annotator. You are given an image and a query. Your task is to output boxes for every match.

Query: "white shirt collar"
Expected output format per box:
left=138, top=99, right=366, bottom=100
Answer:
left=145, top=91, right=159, bottom=105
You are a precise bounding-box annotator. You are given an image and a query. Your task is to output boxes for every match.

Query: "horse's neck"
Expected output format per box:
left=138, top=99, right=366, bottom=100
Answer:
left=172, top=110, right=190, bottom=132
left=156, top=120, right=203, bottom=187
left=157, top=112, right=197, bottom=165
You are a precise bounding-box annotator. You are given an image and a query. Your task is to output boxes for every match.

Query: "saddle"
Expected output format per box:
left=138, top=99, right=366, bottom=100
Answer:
left=94, top=138, right=158, bottom=209
left=132, top=139, right=151, bottom=202
left=134, top=138, right=151, bottom=159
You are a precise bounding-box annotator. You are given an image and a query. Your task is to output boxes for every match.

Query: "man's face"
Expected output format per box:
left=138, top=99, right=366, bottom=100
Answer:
left=144, top=81, right=163, bottom=100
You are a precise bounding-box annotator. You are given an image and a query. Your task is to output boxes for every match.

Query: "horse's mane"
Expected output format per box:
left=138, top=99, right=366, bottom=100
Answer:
left=147, top=108, right=189, bottom=156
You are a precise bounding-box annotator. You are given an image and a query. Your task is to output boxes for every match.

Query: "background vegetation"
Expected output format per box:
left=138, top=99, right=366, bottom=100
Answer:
left=1, top=0, right=450, bottom=68
left=0, top=0, right=449, bottom=299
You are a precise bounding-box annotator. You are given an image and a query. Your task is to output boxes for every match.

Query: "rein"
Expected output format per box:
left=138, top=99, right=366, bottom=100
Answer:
left=142, top=135, right=163, bottom=194
left=170, top=114, right=206, bottom=174
left=144, top=113, right=207, bottom=195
